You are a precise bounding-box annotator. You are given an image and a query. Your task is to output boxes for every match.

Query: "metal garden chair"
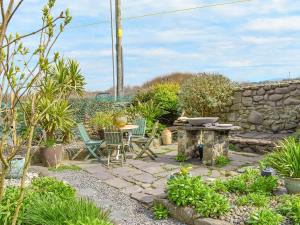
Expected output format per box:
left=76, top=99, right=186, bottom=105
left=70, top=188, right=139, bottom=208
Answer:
left=76, top=123, right=105, bottom=161
left=104, top=126, right=126, bottom=167
left=132, top=121, right=159, bottom=160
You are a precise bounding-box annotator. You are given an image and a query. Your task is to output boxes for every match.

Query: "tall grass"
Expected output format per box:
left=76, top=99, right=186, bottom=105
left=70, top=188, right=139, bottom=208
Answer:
left=21, top=196, right=113, bottom=225
left=263, top=137, right=300, bottom=178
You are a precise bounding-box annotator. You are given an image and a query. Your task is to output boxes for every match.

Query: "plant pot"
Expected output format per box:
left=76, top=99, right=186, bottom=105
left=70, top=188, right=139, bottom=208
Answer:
left=161, top=128, right=172, bottom=145
left=284, top=177, right=300, bottom=194
left=6, top=156, right=25, bottom=179
left=114, top=116, right=127, bottom=128
left=40, top=144, right=63, bottom=167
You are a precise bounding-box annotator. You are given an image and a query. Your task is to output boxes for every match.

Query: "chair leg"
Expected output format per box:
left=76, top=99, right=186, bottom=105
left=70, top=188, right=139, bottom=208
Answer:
left=147, top=147, right=158, bottom=158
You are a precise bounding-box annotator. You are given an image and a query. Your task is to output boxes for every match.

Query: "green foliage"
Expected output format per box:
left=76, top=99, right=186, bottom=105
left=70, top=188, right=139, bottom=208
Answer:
left=176, top=153, right=187, bottom=162
left=0, top=177, right=112, bottom=225
left=236, top=193, right=269, bottom=207
left=167, top=175, right=230, bottom=218
left=31, top=177, right=75, bottom=201
left=48, top=164, right=82, bottom=172
left=167, top=176, right=209, bottom=206
left=178, top=73, right=236, bottom=117
left=134, top=83, right=179, bottom=113
left=215, top=155, right=230, bottom=167
left=22, top=197, right=112, bottom=225
left=277, top=194, right=300, bottom=224
left=219, top=169, right=278, bottom=195
left=152, top=202, right=169, bottom=220
left=247, top=209, right=283, bottom=225
left=90, top=111, right=114, bottom=129
left=195, top=190, right=230, bottom=217
left=210, top=179, right=228, bottom=193
left=262, top=137, right=300, bottom=178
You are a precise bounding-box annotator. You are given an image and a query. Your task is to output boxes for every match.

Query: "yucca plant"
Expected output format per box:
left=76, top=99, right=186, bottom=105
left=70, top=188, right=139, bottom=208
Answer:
left=263, top=137, right=300, bottom=178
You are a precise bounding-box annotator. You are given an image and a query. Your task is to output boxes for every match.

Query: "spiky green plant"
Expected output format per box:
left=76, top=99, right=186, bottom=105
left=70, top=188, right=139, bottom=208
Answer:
left=263, top=137, right=300, bottom=178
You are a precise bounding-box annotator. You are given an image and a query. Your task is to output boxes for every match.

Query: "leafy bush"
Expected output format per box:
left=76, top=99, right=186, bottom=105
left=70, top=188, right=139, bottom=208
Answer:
left=247, top=208, right=283, bottom=225
left=176, top=153, right=187, bottom=162
left=236, top=193, right=269, bottom=207
left=248, top=176, right=278, bottom=194
left=210, top=179, right=228, bottom=193
left=277, top=195, right=300, bottom=224
left=133, top=83, right=180, bottom=125
left=167, top=175, right=229, bottom=218
left=152, top=202, right=169, bottom=220
left=90, top=111, right=114, bottom=129
left=262, top=137, right=300, bottom=178
left=215, top=155, right=230, bottom=167
left=194, top=190, right=229, bottom=217
left=167, top=176, right=209, bottom=206
left=31, top=177, right=75, bottom=201
left=178, top=73, right=236, bottom=117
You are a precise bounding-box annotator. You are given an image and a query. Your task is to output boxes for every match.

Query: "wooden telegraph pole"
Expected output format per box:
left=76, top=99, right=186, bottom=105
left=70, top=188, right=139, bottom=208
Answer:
left=115, top=0, right=124, bottom=98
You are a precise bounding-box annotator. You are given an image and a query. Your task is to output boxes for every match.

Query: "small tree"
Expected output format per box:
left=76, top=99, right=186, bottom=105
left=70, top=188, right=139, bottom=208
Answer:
left=0, top=0, right=72, bottom=223
left=178, top=73, right=236, bottom=117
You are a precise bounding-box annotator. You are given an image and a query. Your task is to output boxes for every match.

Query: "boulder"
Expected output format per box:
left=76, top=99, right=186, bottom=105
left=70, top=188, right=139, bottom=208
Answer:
left=242, top=90, right=252, bottom=97
left=248, top=111, right=264, bottom=124
left=269, top=94, right=283, bottom=101
left=284, top=97, right=300, bottom=105
left=253, top=96, right=264, bottom=102
left=194, top=218, right=231, bottom=225
left=275, top=87, right=289, bottom=94
left=242, top=97, right=252, bottom=107
left=257, top=88, right=265, bottom=95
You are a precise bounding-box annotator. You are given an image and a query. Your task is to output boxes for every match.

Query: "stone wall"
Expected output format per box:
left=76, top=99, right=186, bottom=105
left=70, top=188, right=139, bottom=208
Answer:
left=225, top=80, right=300, bottom=133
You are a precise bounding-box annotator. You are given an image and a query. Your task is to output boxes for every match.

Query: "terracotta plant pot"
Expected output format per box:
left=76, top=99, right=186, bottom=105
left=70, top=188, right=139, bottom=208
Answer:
left=6, top=156, right=25, bottom=179
left=40, top=144, right=63, bottom=167
left=114, top=116, right=127, bottom=128
left=284, top=177, right=300, bottom=194
left=161, top=128, right=172, bottom=145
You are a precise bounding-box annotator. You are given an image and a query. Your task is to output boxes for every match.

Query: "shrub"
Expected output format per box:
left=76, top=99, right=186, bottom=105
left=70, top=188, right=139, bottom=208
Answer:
left=210, top=179, right=228, bottom=193
left=31, top=177, right=75, bottom=201
left=262, top=137, right=300, bottom=178
left=247, top=208, right=283, bottom=225
left=236, top=193, right=269, bottom=207
left=215, top=155, right=230, bottom=167
left=90, top=111, right=114, bottom=129
left=178, top=73, right=236, bottom=117
left=248, top=176, right=278, bottom=194
left=277, top=195, right=300, bottom=224
left=152, top=202, right=169, bottom=220
left=176, top=153, right=187, bottom=162
left=167, top=175, right=229, bottom=218
left=194, top=190, right=230, bottom=217
left=167, top=176, right=209, bottom=206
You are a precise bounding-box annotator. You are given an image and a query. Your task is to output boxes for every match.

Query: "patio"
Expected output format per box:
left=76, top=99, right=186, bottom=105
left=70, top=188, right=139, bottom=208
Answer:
left=33, top=144, right=264, bottom=206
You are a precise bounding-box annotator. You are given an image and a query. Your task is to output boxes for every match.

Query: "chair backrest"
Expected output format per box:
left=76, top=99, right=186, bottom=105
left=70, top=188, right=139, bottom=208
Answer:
left=150, top=121, right=159, bottom=139
left=132, top=118, right=146, bottom=136
left=77, top=123, right=91, bottom=143
left=104, top=126, right=123, bottom=145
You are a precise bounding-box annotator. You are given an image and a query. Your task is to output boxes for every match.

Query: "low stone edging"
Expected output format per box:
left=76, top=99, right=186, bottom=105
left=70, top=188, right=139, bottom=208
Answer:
left=156, top=198, right=230, bottom=225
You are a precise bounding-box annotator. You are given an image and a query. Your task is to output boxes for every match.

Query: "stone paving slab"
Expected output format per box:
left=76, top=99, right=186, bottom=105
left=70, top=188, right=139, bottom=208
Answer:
left=104, top=177, right=133, bottom=189
left=133, top=173, right=156, bottom=184
left=131, top=192, right=155, bottom=205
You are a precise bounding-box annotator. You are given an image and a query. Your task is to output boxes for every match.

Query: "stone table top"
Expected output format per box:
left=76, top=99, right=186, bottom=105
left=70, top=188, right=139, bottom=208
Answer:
left=176, top=125, right=241, bottom=131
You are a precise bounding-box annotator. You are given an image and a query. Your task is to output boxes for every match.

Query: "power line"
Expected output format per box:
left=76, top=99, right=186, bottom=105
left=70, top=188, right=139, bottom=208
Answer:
left=68, top=0, right=253, bottom=29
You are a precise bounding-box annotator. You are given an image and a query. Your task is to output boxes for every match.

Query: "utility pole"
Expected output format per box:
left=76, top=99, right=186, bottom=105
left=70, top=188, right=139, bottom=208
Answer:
left=115, top=0, right=124, bottom=98
left=109, top=0, right=116, bottom=101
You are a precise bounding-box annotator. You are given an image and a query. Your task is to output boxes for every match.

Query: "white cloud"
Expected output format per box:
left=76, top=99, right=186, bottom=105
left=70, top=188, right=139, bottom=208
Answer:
left=241, top=36, right=295, bottom=44
left=244, top=16, right=300, bottom=32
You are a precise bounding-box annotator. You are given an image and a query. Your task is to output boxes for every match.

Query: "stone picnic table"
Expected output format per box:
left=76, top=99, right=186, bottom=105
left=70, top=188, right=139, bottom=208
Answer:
left=177, top=125, right=240, bottom=165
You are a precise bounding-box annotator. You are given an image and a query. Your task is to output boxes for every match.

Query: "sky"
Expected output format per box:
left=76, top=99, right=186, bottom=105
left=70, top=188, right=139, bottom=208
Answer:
left=7, top=0, right=300, bottom=91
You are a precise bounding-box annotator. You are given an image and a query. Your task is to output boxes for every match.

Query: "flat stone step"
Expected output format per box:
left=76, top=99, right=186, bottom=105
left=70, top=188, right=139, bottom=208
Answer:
left=229, top=132, right=289, bottom=154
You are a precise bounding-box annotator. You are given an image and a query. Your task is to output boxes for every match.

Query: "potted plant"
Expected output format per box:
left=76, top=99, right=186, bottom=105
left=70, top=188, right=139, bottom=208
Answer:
left=262, top=137, right=300, bottom=194
left=31, top=58, right=85, bottom=167
left=90, top=111, right=114, bottom=139
left=113, top=109, right=128, bottom=128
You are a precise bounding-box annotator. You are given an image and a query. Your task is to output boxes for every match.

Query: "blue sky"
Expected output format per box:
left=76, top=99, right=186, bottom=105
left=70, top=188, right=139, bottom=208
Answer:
left=8, top=0, right=300, bottom=91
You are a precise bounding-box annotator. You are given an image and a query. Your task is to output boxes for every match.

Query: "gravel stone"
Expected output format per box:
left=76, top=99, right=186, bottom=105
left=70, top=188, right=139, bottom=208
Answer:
left=50, top=170, right=183, bottom=225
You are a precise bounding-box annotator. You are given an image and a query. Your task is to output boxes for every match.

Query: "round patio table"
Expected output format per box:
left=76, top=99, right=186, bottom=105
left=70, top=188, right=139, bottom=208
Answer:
left=120, top=125, right=139, bottom=145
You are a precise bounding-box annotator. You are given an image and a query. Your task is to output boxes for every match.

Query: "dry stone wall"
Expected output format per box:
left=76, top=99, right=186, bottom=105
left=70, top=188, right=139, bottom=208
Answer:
left=225, top=80, right=300, bottom=133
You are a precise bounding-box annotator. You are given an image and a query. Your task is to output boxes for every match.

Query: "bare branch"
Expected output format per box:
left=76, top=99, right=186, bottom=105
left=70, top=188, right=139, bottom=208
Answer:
left=0, top=0, right=5, bottom=21
left=1, top=14, right=64, bottom=48
left=7, top=0, right=24, bottom=25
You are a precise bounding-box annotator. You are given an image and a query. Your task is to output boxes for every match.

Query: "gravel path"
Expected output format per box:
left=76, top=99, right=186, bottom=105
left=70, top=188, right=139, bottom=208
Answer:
left=50, top=170, right=184, bottom=225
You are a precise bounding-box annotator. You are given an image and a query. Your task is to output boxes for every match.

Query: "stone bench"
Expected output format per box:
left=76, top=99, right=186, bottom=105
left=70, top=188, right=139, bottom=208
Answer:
left=229, top=132, right=289, bottom=154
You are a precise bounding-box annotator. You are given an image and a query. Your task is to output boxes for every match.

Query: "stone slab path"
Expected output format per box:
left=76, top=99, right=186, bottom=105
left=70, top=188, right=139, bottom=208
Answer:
left=50, top=170, right=184, bottom=225
left=66, top=145, right=264, bottom=206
